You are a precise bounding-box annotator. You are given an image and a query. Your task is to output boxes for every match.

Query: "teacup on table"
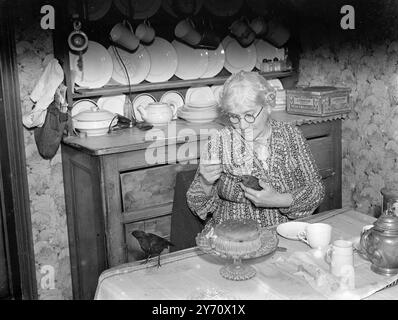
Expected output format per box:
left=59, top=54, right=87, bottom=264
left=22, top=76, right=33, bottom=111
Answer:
left=298, top=223, right=332, bottom=250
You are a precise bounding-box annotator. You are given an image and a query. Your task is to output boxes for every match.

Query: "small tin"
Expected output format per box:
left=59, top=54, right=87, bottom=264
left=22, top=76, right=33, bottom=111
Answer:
left=286, top=86, right=351, bottom=116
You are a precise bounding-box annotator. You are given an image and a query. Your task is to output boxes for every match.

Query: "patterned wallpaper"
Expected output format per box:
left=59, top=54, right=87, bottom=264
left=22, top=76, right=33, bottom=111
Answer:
left=297, top=10, right=398, bottom=217
left=16, top=22, right=72, bottom=299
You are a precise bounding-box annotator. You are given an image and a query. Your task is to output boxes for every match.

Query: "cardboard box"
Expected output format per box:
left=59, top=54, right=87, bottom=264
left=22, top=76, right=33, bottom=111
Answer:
left=286, top=86, right=351, bottom=116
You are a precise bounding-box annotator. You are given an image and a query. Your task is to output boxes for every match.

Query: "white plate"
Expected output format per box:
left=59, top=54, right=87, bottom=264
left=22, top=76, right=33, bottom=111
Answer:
left=69, top=41, right=113, bottom=89
left=178, top=106, right=219, bottom=121
left=108, top=45, right=150, bottom=85
left=132, top=93, right=156, bottom=122
left=200, top=44, right=226, bottom=79
left=114, top=0, right=161, bottom=19
left=162, top=0, right=204, bottom=17
left=86, top=0, right=112, bottom=20
left=222, top=36, right=257, bottom=74
left=145, top=37, right=178, bottom=83
left=180, top=104, right=218, bottom=113
left=97, top=95, right=126, bottom=116
left=71, top=99, right=98, bottom=117
left=276, top=221, right=309, bottom=240
left=254, top=39, right=285, bottom=70
left=160, top=91, right=185, bottom=119
left=185, top=86, right=215, bottom=105
left=211, top=85, right=224, bottom=104
left=173, top=40, right=209, bottom=80
left=178, top=111, right=218, bottom=123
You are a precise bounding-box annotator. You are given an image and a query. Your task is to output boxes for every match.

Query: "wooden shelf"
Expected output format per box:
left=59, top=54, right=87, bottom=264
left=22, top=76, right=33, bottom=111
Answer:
left=72, top=70, right=295, bottom=99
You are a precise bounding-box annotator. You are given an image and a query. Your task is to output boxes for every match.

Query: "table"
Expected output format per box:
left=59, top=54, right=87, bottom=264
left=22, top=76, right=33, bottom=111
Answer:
left=94, top=208, right=398, bottom=300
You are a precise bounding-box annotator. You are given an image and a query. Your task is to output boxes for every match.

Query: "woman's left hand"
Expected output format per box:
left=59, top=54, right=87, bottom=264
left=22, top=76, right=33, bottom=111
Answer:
left=240, top=180, right=277, bottom=207
left=240, top=180, right=293, bottom=208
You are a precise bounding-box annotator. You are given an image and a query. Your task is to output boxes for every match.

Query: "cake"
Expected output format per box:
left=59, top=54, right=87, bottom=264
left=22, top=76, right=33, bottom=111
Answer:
left=211, top=219, right=262, bottom=256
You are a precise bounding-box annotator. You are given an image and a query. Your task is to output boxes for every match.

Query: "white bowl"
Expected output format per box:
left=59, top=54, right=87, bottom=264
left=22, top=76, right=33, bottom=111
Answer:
left=187, top=100, right=218, bottom=108
left=178, top=107, right=219, bottom=123
left=72, top=118, right=117, bottom=136
left=180, top=104, right=218, bottom=113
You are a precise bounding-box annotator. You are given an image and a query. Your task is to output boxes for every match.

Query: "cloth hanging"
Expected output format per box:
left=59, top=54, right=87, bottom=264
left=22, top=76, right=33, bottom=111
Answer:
left=34, top=94, right=68, bottom=160
left=22, top=58, right=64, bottom=128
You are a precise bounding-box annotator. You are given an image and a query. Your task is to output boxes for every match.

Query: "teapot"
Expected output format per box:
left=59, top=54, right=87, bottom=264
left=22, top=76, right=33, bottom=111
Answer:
left=137, top=102, right=177, bottom=126
left=360, top=214, right=398, bottom=276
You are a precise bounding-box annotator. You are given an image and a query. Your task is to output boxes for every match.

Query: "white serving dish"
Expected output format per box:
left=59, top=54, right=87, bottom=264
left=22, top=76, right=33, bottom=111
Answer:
left=160, top=91, right=185, bottom=119
left=185, top=86, right=216, bottom=106
left=145, top=37, right=178, bottom=83
left=108, top=45, right=150, bottom=85
left=97, top=95, right=126, bottom=116
left=178, top=107, right=219, bottom=123
left=71, top=99, right=98, bottom=117
left=72, top=107, right=117, bottom=136
left=69, top=41, right=113, bottom=89
left=173, top=40, right=208, bottom=80
left=276, top=221, right=309, bottom=240
left=222, top=36, right=257, bottom=74
left=200, top=44, right=226, bottom=79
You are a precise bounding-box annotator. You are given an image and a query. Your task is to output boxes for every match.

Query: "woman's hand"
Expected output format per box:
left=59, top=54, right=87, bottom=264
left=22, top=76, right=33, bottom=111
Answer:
left=199, top=163, right=222, bottom=186
left=240, top=180, right=293, bottom=208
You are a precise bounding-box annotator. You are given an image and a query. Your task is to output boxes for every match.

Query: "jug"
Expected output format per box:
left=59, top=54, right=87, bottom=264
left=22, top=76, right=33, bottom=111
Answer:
left=360, top=211, right=398, bottom=276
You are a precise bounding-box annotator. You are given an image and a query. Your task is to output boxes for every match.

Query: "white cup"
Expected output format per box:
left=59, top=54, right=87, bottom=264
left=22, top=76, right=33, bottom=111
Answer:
left=110, top=22, right=140, bottom=51
left=135, top=21, right=155, bottom=44
left=325, top=239, right=354, bottom=278
left=298, top=223, right=332, bottom=249
left=175, top=18, right=201, bottom=46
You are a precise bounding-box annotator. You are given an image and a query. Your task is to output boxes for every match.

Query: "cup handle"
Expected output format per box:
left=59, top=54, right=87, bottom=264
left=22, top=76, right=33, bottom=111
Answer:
left=187, top=17, right=195, bottom=29
left=325, top=246, right=333, bottom=264
left=297, top=231, right=309, bottom=246
left=137, top=105, right=145, bottom=120
left=124, top=20, right=134, bottom=35
left=169, top=103, right=178, bottom=118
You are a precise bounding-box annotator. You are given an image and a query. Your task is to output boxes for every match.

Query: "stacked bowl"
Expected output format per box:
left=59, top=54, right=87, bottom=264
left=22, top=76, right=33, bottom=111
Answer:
left=178, top=86, right=220, bottom=123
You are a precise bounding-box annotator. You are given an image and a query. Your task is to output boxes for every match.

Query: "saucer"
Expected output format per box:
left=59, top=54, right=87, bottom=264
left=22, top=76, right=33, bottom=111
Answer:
left=276, top=221, right=309, bottom=240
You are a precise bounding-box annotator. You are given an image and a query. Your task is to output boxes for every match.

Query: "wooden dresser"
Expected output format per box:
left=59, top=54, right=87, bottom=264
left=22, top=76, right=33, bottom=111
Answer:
left=61, top=112, right=343, bottom=299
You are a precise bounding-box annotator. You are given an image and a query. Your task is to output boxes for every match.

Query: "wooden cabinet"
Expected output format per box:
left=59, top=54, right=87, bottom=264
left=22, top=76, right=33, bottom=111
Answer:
left=61, top=121, right=215, bottom=299
left=61, top=115, right=342, bottom=299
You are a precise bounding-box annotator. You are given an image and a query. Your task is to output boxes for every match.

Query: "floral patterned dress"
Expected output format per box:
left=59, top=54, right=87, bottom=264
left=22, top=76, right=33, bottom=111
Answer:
left=186, top=119, right=325, bottom=228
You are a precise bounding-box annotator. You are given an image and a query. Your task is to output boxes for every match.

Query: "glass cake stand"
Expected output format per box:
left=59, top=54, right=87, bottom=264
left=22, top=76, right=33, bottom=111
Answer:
left=196, top=226, right=279, bottom=281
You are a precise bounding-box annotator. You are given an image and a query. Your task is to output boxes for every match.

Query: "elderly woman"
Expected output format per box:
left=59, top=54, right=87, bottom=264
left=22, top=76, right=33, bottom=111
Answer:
left=186, top=71, right=325, bottom=228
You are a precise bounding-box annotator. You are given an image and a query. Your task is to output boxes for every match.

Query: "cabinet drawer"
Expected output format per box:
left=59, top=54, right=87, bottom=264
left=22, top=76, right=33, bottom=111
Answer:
left=125, top=215, right=171, bottom=262
left=120, top=164, right=197, bottom=212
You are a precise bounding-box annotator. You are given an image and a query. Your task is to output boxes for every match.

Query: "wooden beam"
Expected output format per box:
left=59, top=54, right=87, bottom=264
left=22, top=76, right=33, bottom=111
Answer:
left=0, top=1, right=37, bottom=300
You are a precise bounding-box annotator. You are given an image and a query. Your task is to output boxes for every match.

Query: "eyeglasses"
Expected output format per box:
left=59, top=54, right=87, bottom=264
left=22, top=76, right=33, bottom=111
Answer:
left=228, top=106, right=264, bottom=124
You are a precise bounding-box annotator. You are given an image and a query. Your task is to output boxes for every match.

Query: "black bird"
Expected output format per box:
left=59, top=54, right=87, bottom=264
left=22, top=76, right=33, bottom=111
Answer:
left=241, top=175, right=263, bottom=191
left=131, top=230, right=174, bottom=267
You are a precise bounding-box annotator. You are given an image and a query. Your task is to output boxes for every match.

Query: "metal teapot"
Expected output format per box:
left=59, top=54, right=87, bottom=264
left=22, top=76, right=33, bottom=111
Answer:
left=360, top=213, right=398, bottom=276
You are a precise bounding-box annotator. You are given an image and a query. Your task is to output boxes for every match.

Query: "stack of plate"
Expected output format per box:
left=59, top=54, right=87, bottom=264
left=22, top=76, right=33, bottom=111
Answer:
left=177, top=86, right=219, bottom=123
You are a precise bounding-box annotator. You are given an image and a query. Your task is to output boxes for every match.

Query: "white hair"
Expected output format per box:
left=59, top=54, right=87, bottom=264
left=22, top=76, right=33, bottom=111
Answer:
left=220, top=71, right=276, bottom=113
